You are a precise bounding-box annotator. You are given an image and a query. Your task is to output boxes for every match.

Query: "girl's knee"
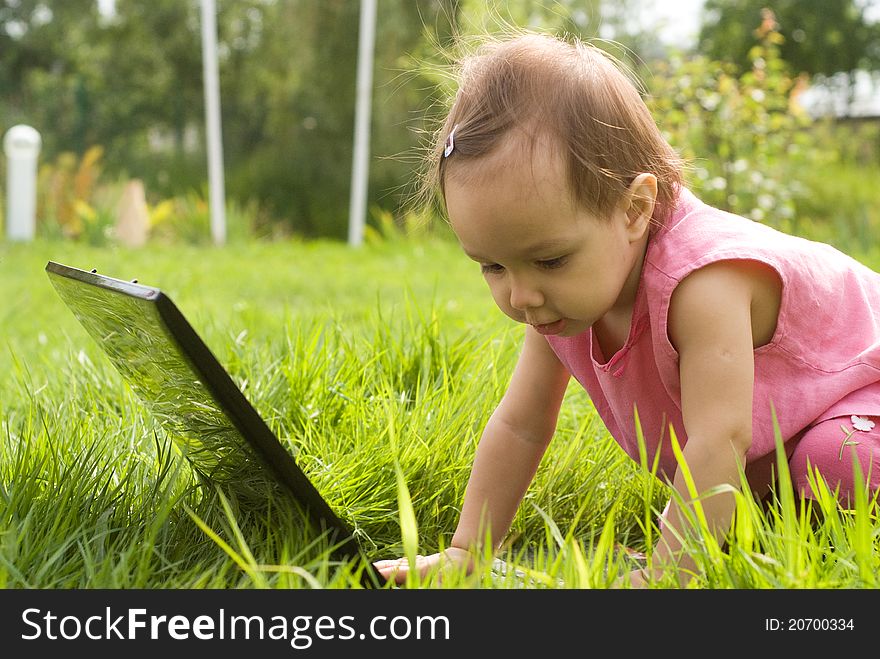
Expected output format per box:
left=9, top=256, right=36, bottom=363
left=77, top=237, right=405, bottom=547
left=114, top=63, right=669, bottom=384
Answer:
left=788, top=415, right=879, bottom=506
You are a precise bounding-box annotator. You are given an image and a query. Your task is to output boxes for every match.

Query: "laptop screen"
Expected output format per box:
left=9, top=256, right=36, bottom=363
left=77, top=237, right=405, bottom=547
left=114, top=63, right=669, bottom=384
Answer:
left=45, top=261, right=362, bottom=561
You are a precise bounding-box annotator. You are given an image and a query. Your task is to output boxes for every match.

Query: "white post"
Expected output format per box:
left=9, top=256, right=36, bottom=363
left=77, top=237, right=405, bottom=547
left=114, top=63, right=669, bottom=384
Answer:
left=347, top=0, right=377, bottom=247
left=200, top=0, right=227, bottom=246
left=3, top=124, right=42, bottom=242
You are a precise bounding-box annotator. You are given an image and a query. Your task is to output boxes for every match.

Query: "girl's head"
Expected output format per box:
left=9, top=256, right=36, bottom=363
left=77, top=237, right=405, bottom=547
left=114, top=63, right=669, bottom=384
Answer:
left=427, top=31, right=683, bottom=226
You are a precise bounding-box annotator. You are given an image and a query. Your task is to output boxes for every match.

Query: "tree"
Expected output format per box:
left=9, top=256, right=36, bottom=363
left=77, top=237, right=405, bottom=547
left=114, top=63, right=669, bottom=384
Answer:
left=0, top=0, right=105, bottom=154
left=698, top=0, right=880, bottom=83
left=3, top=0, right=728, bottom=240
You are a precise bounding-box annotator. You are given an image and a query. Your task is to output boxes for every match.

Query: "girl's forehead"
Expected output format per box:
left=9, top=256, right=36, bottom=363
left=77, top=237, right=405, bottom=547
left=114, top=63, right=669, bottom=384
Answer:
left=447, top=132, right=569, bottom=197
left=444, top=151, right=592, bottom=257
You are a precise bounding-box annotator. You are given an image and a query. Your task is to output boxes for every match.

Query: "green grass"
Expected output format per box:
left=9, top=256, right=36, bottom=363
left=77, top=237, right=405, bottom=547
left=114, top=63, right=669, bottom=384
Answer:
left=1, top=236, right=878, bottom=589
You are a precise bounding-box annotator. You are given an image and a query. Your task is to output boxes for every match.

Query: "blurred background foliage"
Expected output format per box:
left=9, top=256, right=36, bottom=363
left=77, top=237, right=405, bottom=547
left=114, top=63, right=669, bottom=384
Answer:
left=0, top=0, right=878, bottom=245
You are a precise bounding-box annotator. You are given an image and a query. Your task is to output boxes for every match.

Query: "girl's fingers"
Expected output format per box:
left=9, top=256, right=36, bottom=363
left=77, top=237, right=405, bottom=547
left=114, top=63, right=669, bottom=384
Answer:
left=373, top=555, right=424, bottom=568
left=373, top=555, right=427, bottom=582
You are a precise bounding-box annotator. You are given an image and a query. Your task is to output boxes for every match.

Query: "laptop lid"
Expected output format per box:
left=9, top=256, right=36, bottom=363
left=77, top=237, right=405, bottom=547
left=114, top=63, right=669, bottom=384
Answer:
left=45, top=261, right=382, bottom=584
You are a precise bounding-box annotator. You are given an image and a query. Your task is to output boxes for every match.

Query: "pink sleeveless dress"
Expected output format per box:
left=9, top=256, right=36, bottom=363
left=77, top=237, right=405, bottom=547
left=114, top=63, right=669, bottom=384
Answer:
left=546, top=188, right=880, bottom=491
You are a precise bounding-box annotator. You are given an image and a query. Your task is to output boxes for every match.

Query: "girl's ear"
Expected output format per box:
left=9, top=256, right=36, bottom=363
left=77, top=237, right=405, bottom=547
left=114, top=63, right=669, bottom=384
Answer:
left=623, top=173, right=658, bottom=241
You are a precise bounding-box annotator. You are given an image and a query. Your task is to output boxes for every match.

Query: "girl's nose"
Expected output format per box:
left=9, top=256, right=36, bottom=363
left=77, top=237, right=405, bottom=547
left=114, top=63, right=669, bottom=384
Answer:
left=509, top=279, right=543, bottom=311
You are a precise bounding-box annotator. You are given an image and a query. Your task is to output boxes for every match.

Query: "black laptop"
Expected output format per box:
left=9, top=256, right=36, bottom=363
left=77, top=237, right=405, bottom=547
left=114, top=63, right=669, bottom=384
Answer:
left=45, top=261, right=387, bottom=587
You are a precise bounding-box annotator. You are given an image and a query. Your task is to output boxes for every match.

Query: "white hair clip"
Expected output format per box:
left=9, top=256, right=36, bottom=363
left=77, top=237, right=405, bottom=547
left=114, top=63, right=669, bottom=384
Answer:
left=443, top=124, right=457, bottom=158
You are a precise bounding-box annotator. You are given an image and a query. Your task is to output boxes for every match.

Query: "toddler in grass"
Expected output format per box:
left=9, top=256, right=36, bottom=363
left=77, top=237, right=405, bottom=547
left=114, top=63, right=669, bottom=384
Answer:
left=373, top=32, right=880, bottom=587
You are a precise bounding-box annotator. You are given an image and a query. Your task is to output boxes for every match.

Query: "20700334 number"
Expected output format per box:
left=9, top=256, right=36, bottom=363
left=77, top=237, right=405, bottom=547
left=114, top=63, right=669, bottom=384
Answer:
left=764, top=618, right=854, bottom=631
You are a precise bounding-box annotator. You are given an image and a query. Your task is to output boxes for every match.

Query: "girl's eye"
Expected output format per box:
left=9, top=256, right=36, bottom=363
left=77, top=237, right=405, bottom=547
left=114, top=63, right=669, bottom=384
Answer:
left=537, top=257, right=567, bottom=270
left=480, top=263, right=505, bottom=275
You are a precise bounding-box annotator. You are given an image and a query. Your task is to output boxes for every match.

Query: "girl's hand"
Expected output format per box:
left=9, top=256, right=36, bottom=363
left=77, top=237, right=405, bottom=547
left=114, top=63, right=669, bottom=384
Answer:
left=612, top=567, right=652, bottom=589
left=373, top=547, right=474, bottom=584
left=625, top=568, right=650, bottom=589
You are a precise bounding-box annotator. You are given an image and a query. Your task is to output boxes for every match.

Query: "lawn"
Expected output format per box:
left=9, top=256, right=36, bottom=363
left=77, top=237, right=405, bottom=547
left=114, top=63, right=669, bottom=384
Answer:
left=1, top=236, right=878, bottom=589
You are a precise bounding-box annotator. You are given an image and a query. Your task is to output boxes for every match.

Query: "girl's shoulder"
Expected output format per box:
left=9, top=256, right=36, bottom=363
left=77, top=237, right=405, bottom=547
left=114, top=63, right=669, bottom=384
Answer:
left=644, top=189, right=880, bottom=366
left=647, top=189, right=873, bottom=288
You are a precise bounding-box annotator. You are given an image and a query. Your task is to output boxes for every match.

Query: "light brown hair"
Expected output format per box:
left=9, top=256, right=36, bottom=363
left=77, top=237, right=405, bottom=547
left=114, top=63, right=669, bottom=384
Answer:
left=424, top=31, right=684, bottom=226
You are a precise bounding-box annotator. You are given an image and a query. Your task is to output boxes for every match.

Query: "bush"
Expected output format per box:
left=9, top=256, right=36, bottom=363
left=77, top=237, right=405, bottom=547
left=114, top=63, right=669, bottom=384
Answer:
left=646, top=14, right=835, bottom=232
left=147, top=191, right=267, bottom=245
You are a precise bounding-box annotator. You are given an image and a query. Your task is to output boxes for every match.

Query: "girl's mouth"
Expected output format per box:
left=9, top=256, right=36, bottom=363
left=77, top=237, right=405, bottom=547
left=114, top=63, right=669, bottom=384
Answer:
left=532, top=319, right=567, bottom=336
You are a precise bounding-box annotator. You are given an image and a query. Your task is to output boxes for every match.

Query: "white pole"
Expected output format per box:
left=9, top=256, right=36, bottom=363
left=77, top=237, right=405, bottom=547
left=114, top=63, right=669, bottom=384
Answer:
left=348, top=0, right=377, bottom=247
left=200, top=0, right=227, bottom=246
left=3, top=125, right=41, bottom=242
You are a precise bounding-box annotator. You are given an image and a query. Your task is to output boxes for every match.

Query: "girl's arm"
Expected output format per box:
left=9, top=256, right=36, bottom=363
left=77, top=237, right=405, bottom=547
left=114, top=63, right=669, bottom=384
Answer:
left=653, top=260, right=763, bottom=584
left=450, top=325, right=571, bottom=552
left=375, top=325, right=570, bottom=581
